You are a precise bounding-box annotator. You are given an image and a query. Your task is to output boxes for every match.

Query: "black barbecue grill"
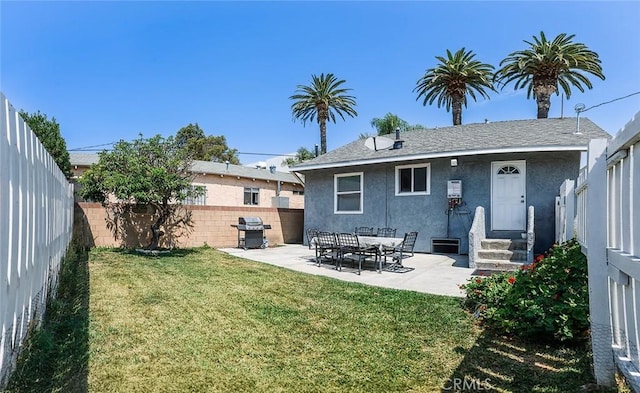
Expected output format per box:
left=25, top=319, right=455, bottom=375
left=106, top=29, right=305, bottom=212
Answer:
left=231, top=216, right=272, bottom=249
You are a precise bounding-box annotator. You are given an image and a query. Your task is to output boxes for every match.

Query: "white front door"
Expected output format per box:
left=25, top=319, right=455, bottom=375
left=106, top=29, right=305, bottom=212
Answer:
left=491, top=160, right=526, bottom=231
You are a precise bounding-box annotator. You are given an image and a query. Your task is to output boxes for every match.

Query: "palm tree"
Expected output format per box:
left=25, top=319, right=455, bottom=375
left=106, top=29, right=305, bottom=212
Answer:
left=414, top=48, right=495, bottom=126
left=370, top=113, right=411, bottom=136
left=290, top=73, right=357, bottom=155
left=495, top=31, right=605, bottom=119
left=282, top=146, right=316, bottom=167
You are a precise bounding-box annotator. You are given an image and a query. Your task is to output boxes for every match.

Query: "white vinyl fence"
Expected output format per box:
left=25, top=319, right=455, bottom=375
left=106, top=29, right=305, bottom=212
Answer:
left=555, top=179, right=575, bottom=244
left=0, top=92, right=74, bottom=388
left=573, top=111, right=640, bottom=391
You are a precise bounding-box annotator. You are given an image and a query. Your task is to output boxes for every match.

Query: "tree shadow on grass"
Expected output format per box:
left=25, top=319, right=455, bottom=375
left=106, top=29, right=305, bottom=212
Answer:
left=109, top=247, right=202, bottom=258
left=443, top=330, right=615, bottom=392
left=5, top=244, right=90, bottom=393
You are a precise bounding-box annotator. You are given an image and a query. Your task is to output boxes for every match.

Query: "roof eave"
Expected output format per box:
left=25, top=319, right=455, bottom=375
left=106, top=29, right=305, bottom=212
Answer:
left=293, top=145, right=588, bottom=172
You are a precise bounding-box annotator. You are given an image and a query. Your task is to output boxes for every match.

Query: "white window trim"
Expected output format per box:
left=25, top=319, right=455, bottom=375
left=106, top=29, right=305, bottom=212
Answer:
left=183, top=185, right=207, bottom=206
left=395, top=163, right=431, bottom=196
left=334, top=172, right=363, bottom=214
left=244, top=187, right=260, bottom=206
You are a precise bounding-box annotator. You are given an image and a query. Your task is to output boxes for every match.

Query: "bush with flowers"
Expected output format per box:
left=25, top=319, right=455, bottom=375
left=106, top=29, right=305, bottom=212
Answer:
left=461, top=239, right=589, bottom=342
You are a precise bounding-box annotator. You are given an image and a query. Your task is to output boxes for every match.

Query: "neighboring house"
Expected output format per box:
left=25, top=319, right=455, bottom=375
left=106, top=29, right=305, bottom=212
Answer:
left=245, top=153, right=296, bottom=173
left=70, top=153, right=305, bottom=209
left=292, top=118, right=610, bottom=256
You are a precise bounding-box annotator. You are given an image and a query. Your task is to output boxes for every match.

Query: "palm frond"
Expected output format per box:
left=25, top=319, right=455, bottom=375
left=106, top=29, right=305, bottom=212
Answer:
left=495, top=31, right=605, bottom=98
left=289, top=73, right=358, bottom=154
left=414, top=48, right=494, bottom=116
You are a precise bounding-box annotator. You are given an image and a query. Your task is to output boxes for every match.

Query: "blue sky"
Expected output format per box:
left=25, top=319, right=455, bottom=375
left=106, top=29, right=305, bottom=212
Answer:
left=1, top=1, right=639, bottom=164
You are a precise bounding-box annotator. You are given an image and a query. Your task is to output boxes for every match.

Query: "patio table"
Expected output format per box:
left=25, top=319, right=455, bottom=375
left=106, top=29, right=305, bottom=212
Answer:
left=357, top=236, right=404, bottom=272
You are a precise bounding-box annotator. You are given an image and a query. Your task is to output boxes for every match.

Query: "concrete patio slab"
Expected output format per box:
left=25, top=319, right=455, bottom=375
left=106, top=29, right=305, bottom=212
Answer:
left=219, top=244, right=476, bottom=297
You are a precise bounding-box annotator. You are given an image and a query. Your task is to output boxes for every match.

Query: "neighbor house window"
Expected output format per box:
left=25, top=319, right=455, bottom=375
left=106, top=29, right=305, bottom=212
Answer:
left=395, top=163, right=430, bottom=195
left=334, top=172, right=363, bottom=214
left=293, top=190, right=304, bottom=196
left=244, top=187, right=260, bottom=205
left=182, top=185, right=207, bottom=206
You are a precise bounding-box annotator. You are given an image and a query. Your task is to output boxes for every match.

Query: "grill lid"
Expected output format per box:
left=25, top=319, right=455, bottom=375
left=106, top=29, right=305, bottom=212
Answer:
left=239, top=216, right=263, bottom=226
left=234, top=216, right=270, bottom=231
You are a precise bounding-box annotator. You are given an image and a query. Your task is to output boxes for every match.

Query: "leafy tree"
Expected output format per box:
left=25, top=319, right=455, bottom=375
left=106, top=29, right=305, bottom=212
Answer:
left=414, top=48, right=495, bottom=126
left=282, top=146, right=316, bottom=167
left=78, top=135, right=204, bottom=250
left=175, top=123, right=240, bottom=164
left=370, top=113, right=425, bottom=136
left=495, top=31, right=605, bottom=119
left=19, top=110, right=72, bottom=178
left=290, top=73, right=358, bottom=155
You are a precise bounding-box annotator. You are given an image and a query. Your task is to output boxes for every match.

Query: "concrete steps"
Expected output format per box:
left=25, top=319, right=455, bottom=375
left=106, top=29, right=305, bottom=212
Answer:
left=481, top=238, right=527, bottom=251
left=476, top=238, right=528, bottom=272
left=475, top=259, right=525, bottom=272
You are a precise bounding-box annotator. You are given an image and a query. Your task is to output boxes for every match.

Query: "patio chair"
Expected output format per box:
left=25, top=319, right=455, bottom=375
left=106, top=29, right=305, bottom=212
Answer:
left=355, top=226, right=375, bottom=236
left=336, top=232, right=371, bottom=275
left=314, top=231, right=339, bottom=267
left=306, top=227, right=320, bottom=249
left=376, top=227, right=397, bottom=238
left=384, top=231, right=418, bottom=267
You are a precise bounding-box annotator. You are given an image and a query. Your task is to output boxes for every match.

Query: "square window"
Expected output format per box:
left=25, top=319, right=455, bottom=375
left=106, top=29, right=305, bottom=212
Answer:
left=395, top=163, right=430, bottom=195
left=183, top=185, right=207, bottom=205
left=244, top=187, right=259, bottom=205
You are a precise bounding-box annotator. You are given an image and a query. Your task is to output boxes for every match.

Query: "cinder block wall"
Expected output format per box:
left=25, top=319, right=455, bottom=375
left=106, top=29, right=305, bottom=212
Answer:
left=75, top=203, right=304, bottom=249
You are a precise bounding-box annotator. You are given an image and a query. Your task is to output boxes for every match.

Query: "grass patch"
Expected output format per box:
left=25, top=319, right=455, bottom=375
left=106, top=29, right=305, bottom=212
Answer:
left=9, top=247, right=614, bottom=392
left=6, top=243, right=90, bottom=392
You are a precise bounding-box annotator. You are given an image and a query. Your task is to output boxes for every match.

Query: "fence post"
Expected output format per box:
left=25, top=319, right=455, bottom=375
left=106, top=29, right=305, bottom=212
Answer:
left=586, top=138, right=615, bottom=386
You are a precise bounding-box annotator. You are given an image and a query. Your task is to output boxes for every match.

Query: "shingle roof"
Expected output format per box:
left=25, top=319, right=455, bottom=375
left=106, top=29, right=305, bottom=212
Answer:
left=292, top=117, right=610, bottom=171
left=70, top=153, right=302, bottom=184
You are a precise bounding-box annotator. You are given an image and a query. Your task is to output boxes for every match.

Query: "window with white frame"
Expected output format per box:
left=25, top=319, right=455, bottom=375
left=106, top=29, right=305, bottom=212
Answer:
left=395, top=163, right=430, bottom=195
left=334, top=172, right=363, bottom=214
left=182, top=185, right=207, bottom=205
left=244, top=187, right=260, bottom=205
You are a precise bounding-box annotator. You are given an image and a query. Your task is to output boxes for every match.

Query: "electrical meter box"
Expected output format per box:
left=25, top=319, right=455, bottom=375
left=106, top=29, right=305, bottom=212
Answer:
left=447, top=180, right=462, bottom=199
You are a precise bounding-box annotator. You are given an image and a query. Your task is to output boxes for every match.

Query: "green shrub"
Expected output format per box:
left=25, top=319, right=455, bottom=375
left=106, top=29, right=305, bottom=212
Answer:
left=461, top=239, right=589, bottom=342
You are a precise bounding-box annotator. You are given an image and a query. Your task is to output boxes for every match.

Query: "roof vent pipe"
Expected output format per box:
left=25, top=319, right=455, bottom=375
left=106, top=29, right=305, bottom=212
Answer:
left=574, top=103, right=585, bottom=134
left=392, top=127, right=404, bottom=150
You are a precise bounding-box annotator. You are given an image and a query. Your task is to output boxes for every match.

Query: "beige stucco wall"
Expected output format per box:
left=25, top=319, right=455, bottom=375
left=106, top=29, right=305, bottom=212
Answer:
left=192, top=173, right=304, bottom=209
left=75, top=202, right=304, bottom=249
left=72, top=167, right=304, bottom=209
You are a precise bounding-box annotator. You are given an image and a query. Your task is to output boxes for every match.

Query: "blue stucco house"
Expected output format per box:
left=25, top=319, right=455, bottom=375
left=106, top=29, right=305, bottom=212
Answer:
left=292, top=118, right=610, bottom=258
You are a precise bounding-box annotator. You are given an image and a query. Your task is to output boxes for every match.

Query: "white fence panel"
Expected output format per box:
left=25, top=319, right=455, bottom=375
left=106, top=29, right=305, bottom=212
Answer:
left=605, top=111, right=640, bottom=390
left=572, top=111, right=640, bottom=390
left=0, top=92, right=74, bottom=388
left=576, top=166, right=588, bottom=246
left=556, top=179, right=575, bottom=243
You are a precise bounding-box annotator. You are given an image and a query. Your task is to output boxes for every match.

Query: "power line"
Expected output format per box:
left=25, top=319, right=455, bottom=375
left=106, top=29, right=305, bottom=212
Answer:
left=581, top=91, right=640, bottom=112
left=68, top=142, right=117, bottom=151
left=237, top=152, right=297, bottom=157
left=69, top=144, right=298, bottom=158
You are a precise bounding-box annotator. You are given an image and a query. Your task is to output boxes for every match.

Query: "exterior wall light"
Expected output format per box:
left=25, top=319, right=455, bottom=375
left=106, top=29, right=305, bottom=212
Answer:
left=451, top=158, right=458, bottom=167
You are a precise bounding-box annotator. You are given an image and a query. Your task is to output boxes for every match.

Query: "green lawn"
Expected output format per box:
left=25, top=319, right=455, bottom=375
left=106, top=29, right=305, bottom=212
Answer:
left=7, top=246, right=611, bottom=392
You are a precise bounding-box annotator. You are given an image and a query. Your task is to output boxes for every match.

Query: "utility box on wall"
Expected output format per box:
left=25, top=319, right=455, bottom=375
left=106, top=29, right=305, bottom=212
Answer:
left=271, top=196, right=289, bottom=208
left=447, top=180, right=462, bottom=198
